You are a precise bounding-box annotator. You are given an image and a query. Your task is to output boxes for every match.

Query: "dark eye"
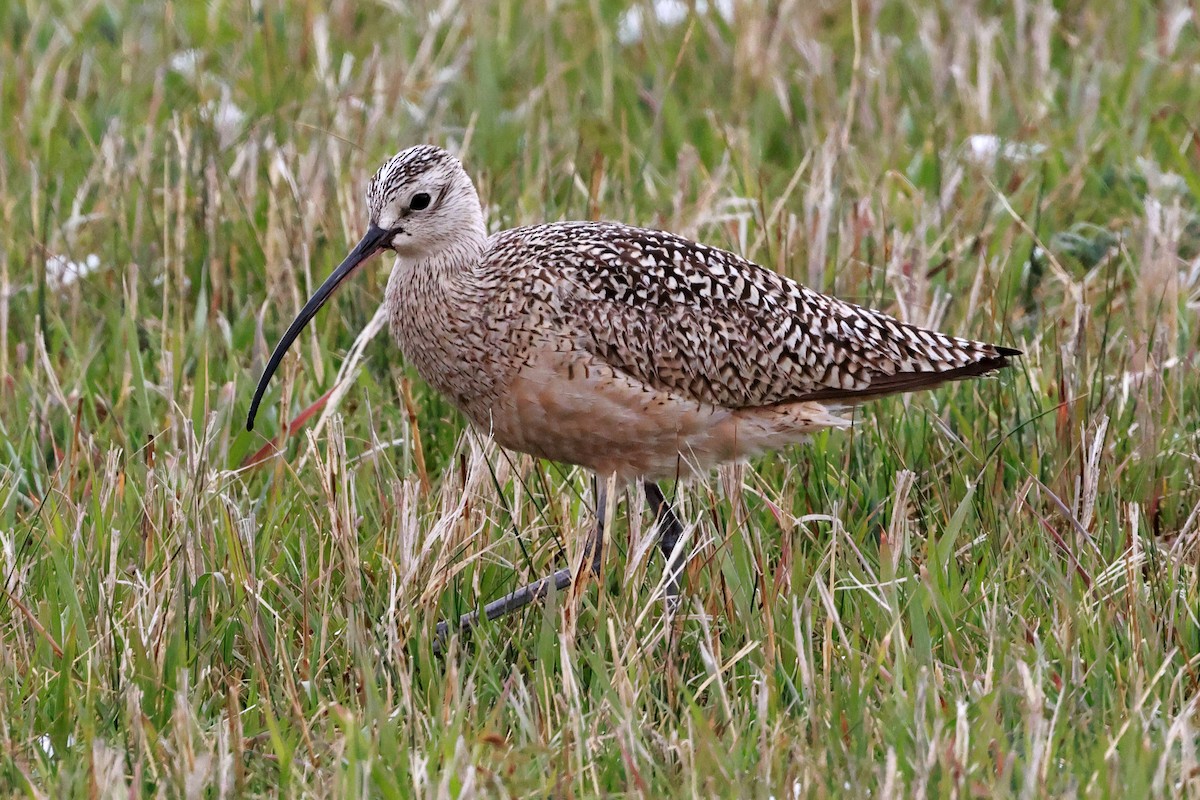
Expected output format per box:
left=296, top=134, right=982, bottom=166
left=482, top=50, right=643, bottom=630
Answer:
left=409, top=192, right=431, bottom=211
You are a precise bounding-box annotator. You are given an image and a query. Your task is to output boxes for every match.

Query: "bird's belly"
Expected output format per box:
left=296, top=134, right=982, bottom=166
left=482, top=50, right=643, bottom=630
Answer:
left=470, top=351, right=848, bottom=481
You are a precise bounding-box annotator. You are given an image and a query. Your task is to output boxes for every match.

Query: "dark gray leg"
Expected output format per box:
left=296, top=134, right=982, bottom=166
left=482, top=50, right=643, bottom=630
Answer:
left=588, top=474, right=608, bottom=576
left=433, top=477, right=608, bottom=652
left=643, top=480, right=684, bottom=608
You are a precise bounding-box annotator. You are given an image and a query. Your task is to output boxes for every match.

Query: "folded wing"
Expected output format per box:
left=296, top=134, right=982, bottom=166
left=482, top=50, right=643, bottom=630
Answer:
left=504, top=222, right=1018, bottom=409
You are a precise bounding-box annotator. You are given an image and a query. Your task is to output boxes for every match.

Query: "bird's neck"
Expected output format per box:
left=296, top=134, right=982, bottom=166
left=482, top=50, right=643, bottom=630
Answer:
left=384, top=222, right=495, bottom=409
left=384, top=239, right=482, bottom=335
left=406, top=211, right=487, bottom=278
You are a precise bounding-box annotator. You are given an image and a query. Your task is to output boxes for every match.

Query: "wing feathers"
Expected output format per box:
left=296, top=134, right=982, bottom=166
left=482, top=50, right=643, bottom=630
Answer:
left=498, top=222, right=1018, bottom=408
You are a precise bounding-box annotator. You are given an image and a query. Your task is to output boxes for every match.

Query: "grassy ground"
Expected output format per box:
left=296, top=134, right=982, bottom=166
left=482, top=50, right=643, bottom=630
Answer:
left=2, top=0, right=1199, bottom=795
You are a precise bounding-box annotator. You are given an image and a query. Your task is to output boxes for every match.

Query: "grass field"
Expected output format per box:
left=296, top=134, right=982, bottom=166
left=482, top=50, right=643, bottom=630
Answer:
left=2, top=0, right=1199, bottom=795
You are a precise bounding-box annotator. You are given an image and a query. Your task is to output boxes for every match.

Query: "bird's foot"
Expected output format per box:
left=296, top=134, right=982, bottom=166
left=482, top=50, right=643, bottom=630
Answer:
left=431, top=566, right=575, bottom=656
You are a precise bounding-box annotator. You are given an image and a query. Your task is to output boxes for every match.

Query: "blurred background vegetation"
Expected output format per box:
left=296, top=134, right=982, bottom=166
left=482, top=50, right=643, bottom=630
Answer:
left=1, top=0, right=1199, bottom=795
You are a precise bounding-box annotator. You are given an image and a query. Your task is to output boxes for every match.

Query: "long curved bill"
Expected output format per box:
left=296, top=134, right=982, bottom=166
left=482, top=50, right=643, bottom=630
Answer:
left=246, top=224, right=391, bottom=431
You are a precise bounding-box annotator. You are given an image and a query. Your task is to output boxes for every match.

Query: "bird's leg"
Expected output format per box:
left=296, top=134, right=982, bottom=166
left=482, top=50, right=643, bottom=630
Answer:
left=586, top=474, right=607, bottom=577
left=643, top=480, right=685, bottom=610
left=432, top=477, right=608, bottom=650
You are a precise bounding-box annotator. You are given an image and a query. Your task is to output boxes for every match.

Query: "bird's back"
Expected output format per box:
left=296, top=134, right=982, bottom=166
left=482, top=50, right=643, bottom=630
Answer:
left=481, top=220, right=1017, bottom=413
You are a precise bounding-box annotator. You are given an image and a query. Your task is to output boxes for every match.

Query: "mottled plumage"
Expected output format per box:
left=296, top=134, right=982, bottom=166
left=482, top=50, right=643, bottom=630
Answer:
left=248, top=144, right=1017, bottom=479
left=247, top=144, right=1020, bottom=632
left=355, top=149, right=1017, bottom=480
left=251, top=144, right=1018, bottom=479
left=491, top=221, right=1015, bottom=408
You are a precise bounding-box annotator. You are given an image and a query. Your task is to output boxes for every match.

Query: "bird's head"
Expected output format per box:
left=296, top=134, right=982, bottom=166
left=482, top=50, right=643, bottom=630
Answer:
left=246, top=144, right=482, bottom=431
left=366, top=144, right=483, bottom=259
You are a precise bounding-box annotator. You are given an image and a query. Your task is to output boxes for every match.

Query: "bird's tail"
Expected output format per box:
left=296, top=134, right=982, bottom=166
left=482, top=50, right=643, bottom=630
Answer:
left=796, top=339, right=1021, bottom=405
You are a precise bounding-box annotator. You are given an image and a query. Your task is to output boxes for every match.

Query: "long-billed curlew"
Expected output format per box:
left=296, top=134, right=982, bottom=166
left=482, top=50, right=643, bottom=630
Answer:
left=247, top=144, right=1019, bottom=640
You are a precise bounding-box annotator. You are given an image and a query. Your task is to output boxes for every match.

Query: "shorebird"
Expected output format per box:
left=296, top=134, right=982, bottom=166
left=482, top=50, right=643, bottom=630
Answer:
left=247, top=144, right=1019, bottom=640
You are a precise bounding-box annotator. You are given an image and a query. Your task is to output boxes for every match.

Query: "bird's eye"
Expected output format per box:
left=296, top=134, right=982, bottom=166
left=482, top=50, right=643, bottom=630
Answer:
left=410, top=192, right=432, bottom=211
